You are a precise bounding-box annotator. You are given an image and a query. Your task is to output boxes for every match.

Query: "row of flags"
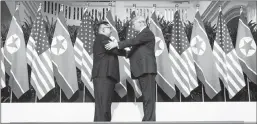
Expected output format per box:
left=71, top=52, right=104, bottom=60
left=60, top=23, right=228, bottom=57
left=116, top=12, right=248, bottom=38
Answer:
left=1, top=5, right=256, bottom=100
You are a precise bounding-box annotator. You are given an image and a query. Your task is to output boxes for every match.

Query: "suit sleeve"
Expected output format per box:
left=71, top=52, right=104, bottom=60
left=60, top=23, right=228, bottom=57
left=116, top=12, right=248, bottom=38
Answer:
left=118, top=31, right=154, bottom=49
left=126, top=47, right=137, bottom=58
left=101, top=40, right=126, bottom=56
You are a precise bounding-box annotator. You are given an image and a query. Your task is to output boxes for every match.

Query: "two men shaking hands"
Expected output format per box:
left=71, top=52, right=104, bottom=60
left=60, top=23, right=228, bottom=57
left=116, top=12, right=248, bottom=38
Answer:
left=92, top=16, right=157, bottom=122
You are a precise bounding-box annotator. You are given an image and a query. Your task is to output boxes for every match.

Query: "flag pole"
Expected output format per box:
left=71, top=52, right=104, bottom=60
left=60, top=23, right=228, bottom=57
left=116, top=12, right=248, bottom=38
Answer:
left=153, top=4, right=158, bottom=102
left=35, top=94, right=37, bottom=103
left=238, top=6, right=251, bottom=102
left=58, top=4, right=64, bottom=103
left=247, top=77, right=251, bottom=102
left=10, top=89, right=12, bottom=103
left=9, top=2, right=20, bottom=103
left=83, top=86, right=85, bottom=102
left=132, top=4, right=136, bottom=17
left=108, top=2, right=112, bottom=11
left=134, top=84, right=136, bottom=102
left=202, top=84, right=204, bottom=102
left=224, top=85, right=226, bottom=102
left=15, top=1, right=19, bottom=11
left=59, top=88, right=61, bottom=103
left=218, top=5, right=227, bottom=102
left=195, top=4, right=204, bottom=102
left=82, top=2, right=89, bottom=103
left=179, top=92, right=182, bottom=102
left=155, top=84, right=157, bottom=107
left=175, top=4, right=182, bottom=102
left=239, top=6, right=250, bottom=102
left=34, top=3, right=42, bottom=103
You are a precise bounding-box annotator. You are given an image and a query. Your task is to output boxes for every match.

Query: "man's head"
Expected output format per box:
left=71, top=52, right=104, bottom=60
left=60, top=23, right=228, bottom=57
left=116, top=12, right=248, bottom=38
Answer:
left=97, top=21, right=112, bottom=37
left=131, top=16, right=146, bottom=32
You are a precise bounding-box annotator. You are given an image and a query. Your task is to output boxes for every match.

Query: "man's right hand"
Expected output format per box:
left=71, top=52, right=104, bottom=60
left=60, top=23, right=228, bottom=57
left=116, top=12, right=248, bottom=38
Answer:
left=105, top=41, right=118, bottom=50
left=124, top=47, right=131, bottom=52
left=124, top=47, right=131, bottom=58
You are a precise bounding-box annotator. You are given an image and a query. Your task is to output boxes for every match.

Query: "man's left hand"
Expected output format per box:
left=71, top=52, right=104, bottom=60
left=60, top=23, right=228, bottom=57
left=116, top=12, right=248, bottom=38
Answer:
left=105, top=41, right=118, bottom=50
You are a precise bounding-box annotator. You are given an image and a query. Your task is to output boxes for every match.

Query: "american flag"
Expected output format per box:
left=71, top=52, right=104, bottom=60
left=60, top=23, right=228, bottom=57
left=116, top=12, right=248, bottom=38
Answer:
left=213, top=10, right=245, bottom=99
left=27, top=7, right=55, bottom=99
left=0, top=41, right=5, bottom=89
left=169, top=11, right=198, bottom=97
left=125, top=10, right=142, bottom=98
left=78, top=10, right=95, bottom=97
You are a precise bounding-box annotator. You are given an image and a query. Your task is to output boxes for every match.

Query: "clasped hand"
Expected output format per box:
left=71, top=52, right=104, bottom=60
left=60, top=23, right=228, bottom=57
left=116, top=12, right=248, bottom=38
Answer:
left=105, top=40, right=118, bottom=50
left=105, top=39, right=131, bottom=52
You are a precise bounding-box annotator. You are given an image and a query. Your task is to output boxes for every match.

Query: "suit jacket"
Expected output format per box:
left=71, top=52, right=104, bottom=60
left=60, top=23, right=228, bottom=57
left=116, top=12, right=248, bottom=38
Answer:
left=118, top=27, right=157, bottom=79
left=91, top=34, right=126, bottom=82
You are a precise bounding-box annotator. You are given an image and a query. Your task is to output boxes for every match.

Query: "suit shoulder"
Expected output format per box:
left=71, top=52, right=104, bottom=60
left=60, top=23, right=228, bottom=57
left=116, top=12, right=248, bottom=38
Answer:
left=149, top=29, right=155, bottom=34
left=144, top=28, right=155, bottom=38
left=143, top=28, right=153, bottom=34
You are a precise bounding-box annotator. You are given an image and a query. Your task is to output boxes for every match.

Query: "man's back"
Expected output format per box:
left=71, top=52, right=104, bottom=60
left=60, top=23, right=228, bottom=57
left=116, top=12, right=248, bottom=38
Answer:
left=127, top=28, right=157, bottom=78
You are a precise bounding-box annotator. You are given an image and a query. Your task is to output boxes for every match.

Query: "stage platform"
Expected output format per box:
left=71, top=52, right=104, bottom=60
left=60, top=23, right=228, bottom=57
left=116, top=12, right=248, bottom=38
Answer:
left=1, top=102, right=256, bottom=123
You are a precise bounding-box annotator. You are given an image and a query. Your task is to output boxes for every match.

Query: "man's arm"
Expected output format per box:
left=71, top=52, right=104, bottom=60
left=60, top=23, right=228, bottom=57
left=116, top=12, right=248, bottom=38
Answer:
left=118, top=31, right=154, bottom=49
left=126, top=47, right=136, bottom=58
left=101, top=40, right=126, bottom=56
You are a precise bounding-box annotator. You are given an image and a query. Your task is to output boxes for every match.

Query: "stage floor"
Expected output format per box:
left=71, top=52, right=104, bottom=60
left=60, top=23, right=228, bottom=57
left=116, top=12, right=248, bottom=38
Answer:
left=1, top=102, right=256, bottom=123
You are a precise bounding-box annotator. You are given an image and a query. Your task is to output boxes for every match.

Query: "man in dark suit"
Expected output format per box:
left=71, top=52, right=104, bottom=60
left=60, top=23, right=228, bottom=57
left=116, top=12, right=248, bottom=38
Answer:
left=91, top=21, right=126, bottom=122
left=105, top=16, right=157, bottom=121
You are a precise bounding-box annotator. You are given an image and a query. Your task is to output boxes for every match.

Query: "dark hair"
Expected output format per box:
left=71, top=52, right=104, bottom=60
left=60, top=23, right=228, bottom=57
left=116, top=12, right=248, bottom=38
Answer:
left=97, top=21, right=109, bottom=30
left=96, top=21, right=110, bottom=34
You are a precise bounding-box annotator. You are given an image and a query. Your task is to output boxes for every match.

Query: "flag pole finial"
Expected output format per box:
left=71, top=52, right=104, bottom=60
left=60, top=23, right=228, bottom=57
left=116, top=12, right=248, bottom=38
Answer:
left=240, top=6, right=243, bottom=14
left=196, top=4, right=200, bottom=12
left=38, top=2, right=42, bottom=12
left=60, top=4, right=64, bottom=12
left=175, top=4, right=179, bottom=11
left=152, top=4, right=156, bottom=13
left=15, top=2, right=20, bottom=11
left=133, top=4, right=136, bottom=8
left=108, top=2, right=112, bottom=10
left=83, top=3, right=89, bottom=14
left=132, top=4, right=136, bottom=12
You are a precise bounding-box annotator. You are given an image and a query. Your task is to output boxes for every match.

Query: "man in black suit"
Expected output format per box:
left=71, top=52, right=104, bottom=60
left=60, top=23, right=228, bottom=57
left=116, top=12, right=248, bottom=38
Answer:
left=91, top=21, right=126, bottom=122
left=105, top=16, right=157, bottom=121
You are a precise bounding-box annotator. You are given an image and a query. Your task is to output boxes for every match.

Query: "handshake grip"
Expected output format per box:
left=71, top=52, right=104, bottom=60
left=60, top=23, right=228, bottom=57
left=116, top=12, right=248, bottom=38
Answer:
left=109, top=36, right=118, bottom=43
left=124, top=47, right=131, bottom=58
left=109, top=36, right=131, bottom=57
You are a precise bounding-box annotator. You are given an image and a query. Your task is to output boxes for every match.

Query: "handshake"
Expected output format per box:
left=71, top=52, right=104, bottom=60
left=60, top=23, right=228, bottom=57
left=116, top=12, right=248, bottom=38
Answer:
left=105, top=37, right=131, bottom=52
left=105, top=37, right=131, bottom=57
